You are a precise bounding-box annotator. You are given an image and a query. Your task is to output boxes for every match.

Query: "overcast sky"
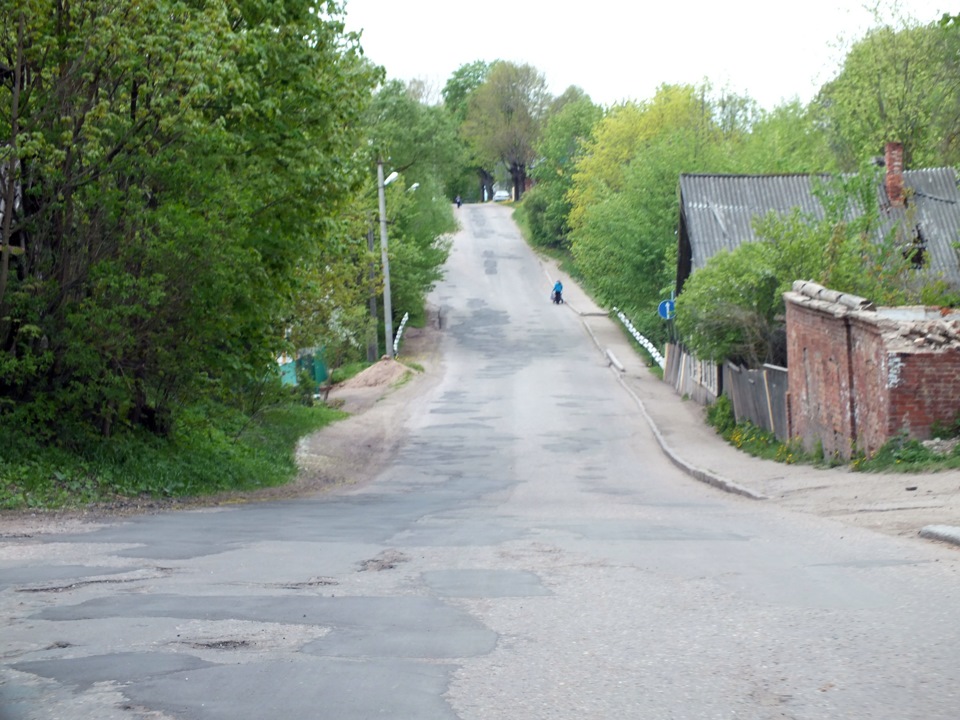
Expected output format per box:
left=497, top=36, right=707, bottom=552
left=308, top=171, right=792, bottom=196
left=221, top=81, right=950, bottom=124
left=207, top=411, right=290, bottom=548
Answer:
left=342, top=0, right=949, bottom=109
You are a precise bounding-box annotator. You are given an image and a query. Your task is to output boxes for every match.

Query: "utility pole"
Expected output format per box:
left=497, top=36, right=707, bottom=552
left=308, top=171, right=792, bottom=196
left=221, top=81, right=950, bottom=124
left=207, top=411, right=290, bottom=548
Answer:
left=377, top=160, right=397, bottom=359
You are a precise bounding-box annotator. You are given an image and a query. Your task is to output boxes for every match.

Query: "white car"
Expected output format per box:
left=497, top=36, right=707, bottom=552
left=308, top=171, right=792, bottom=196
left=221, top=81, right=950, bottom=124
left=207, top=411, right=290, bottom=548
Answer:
left=492, top=190, right=511, bottom=202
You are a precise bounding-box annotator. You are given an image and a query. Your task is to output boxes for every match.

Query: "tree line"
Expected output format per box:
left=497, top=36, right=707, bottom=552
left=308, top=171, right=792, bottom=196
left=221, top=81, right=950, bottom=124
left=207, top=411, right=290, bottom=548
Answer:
left=478, top=11, right=960, bottom=366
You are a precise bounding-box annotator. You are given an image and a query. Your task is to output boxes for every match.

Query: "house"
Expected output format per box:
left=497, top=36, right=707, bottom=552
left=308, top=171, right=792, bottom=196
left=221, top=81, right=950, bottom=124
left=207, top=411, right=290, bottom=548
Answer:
left=675, top=143, right=960, bottom=294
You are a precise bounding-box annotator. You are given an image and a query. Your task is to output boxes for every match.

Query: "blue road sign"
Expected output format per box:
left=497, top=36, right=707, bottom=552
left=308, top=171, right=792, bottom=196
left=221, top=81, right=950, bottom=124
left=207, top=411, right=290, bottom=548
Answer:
left=657, top=299, right=676, bottom=320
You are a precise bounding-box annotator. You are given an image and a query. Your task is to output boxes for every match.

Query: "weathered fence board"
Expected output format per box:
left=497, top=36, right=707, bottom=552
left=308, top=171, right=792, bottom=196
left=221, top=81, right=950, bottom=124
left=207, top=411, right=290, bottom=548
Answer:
left=724, top=362, right=789, bottom=440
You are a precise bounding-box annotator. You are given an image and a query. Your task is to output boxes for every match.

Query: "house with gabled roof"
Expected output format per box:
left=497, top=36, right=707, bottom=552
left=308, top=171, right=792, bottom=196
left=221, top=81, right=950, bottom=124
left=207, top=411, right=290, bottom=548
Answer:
left=676, top=143, right=960, bottom=294
left=670, top=144, right=960, bottom=455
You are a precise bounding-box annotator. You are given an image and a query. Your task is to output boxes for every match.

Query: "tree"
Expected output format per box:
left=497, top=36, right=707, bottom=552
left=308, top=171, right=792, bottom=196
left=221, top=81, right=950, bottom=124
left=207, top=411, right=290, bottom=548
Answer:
left=367, top=79, right=463, bottom=190
left=567, top=84, right=730, bottom=343
left=731, top=100, right=838, bottom=174
left=0, top=0, right=380, bottom=439
left=361, top=79, right=457, bottom=339
left=442, top=60, right=494, bottom=202
left=461, top=61, right=551, bottom=201
left=524, top=91, right=601, bottom=249
left=815, top=22, right=951, bottom=169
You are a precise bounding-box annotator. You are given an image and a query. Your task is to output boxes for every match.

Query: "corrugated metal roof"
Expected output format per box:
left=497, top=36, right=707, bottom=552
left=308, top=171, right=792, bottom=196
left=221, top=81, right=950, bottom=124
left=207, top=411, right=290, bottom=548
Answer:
left=680, top=169, right=960, bottom=287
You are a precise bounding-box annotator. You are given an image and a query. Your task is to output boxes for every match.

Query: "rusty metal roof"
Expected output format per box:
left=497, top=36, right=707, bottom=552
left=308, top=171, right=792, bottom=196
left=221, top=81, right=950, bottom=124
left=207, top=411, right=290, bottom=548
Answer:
left=679, top=169, right=960, bottom=288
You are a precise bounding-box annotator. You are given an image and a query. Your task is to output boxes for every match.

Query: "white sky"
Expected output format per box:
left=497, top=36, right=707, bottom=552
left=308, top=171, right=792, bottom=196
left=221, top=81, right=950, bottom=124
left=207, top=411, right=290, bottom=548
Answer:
left=342, top=0, right=949, bottom=109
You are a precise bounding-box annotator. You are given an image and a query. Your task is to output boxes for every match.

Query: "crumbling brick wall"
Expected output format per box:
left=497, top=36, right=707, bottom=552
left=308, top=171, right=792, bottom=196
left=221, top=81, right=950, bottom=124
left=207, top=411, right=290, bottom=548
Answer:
left=785, top=281, right=960, bottom=459
left=784, top=292, right=855, bottom=459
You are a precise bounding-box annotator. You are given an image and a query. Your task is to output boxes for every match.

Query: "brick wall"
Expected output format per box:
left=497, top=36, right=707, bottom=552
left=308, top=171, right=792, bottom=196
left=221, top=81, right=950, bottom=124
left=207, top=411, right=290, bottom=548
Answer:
left=785, top=297, right=855, bottom=459
left=786, top=283, right=960, bottom=458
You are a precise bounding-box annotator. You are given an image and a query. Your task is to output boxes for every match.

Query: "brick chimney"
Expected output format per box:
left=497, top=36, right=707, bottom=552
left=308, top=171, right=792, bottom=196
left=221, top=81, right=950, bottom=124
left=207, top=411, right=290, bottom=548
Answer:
left=885, top=142, right=905, bottom=207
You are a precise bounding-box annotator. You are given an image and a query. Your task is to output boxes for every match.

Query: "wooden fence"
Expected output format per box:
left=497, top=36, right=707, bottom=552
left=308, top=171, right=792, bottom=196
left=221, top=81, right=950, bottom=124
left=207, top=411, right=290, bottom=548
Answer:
left=723, top=363, right=789, bottom=441
left=663, top=344, right=720, bottom=405
left=663, top=345, right=790, bottom=441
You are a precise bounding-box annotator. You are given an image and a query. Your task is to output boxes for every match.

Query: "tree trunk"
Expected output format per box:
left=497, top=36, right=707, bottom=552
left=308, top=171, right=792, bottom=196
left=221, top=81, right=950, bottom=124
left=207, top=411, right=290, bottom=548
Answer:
left=510, top=162, right=526, bottom=202
left=478, top=167, right=494, bottom=202
left=0, top=14, right=24, bottom=323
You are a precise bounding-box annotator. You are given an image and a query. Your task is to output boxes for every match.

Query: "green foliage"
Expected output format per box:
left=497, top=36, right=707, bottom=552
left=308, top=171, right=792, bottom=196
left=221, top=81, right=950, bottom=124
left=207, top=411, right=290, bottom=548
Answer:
left=570, top=88, right=730, bottom=337
left=675, top=243, right=784, bottom=364
left=330, top=361, right=371, bottom=384
left=931, top=411, right=960, bottom=439
left=461, top=61, right=551, bottom=200
left=384, top=174, right=454, bottom=327
left=0, top=400, right=345, bottom=510
left=730, top=101, right=839, bottom=174
left=815, top=21, right=957, bottom=168
left=442, top=60, right=492, bottom=124
left=706, top=395, right=736, bottom=435
left=855, top=435, right=943, bottom=472
left=525, top=95, right=602, bottom=250
left=367, top=80, right=463, bottom=190
left=706, top=399, right=809, bottom=464
left=0, top=0, right=380, bottom=446
left=676, top=167, right=923, bottom=365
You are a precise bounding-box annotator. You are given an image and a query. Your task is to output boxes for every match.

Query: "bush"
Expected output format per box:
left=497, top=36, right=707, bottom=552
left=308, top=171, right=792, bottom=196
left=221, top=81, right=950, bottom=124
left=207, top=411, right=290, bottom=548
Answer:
left=706, top=395, right=736, bottom=435
left=0, top=400, right=346, bottom=510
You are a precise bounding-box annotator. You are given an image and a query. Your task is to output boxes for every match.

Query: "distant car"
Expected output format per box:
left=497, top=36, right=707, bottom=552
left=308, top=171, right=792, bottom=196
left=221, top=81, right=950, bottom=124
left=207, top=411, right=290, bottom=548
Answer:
left=492, top=190, right=511, bottom=202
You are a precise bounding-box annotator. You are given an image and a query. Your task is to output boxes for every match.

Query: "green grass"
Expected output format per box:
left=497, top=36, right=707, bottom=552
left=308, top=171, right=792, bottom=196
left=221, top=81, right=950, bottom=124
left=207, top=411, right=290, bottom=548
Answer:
left=0, top=400, right=346, bottom=510
left=853, top=435, right=960, bottom=472
left=705, top=395, right=960, bottom=472
left=706, top=396, right=810, bottom=465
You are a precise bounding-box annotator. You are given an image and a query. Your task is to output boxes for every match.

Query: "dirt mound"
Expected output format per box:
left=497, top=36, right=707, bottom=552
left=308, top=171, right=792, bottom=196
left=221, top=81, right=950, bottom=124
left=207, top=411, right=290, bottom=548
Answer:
left=338, top=358, right=412, bottom=389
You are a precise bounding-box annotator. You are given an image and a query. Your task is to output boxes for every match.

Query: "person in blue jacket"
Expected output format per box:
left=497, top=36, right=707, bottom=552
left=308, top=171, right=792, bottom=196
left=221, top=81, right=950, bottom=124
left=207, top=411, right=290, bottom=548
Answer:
left=552, top=280, right=563, bottom=304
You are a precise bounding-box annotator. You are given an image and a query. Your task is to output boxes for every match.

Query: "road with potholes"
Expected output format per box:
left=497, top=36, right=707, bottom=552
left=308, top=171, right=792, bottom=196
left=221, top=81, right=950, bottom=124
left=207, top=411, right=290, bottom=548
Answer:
left=2, top=203, right=960, bottom=719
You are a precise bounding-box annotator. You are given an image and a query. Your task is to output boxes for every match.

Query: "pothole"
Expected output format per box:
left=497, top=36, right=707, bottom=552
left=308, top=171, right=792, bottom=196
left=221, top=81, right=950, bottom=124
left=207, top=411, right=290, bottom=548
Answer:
left=170, top=620, right=331, bottom=660
left=359, top=549, right=410, bottom=572
left=189, top=640, right=251, bottom=650
left=277, top=576, right=339, bottom=589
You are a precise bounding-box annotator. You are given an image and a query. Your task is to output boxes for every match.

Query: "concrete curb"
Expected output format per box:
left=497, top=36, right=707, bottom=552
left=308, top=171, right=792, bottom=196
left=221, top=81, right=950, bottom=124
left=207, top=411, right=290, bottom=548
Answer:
left=579, top=319, right=767, bottom=501
left=919, top=525, right=960, bottom=548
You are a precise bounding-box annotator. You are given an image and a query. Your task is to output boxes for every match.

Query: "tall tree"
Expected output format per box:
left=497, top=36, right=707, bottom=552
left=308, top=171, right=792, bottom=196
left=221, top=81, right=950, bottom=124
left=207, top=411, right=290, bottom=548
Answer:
left=461, top=61, right=551, bottom=201
left=524, top=91, right=601, bottom=249
left=731, top=100, right=838, bottom=174
left=0, top=0, right=379, bottom=439
left=567, top=84, right=731, bottom=343
left=815, top=22, right=950, bottom=168
left=442, top=60, right=493, bottom=201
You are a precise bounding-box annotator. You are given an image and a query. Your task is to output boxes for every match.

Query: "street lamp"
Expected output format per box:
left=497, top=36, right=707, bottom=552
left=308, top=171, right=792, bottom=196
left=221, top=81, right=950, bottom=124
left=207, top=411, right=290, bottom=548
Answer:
left=377, top=160, right=399, bottom=358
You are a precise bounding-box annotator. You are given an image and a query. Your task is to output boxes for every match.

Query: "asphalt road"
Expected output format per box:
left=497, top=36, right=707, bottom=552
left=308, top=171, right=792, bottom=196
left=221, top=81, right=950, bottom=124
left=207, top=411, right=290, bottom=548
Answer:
left=3, top=203, right=960, bottom=719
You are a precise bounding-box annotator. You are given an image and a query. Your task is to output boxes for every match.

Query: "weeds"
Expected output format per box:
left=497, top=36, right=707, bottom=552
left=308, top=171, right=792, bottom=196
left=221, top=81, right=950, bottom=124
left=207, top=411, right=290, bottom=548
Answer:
left=0, top=401, right=346, bottom=510
left=855, top=433, right=960, bottom=473
left=706, top=396, right=810, bottom=464
left=705, top=394, right=960, bottom=472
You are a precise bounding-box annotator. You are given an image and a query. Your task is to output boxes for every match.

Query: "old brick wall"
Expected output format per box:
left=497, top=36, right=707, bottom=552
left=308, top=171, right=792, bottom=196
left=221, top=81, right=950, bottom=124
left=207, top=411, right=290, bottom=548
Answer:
left=886, top=349, right=960, bottom=439
left=847, top=315, right=891, bottom=458
left=785, top=298, right=855, bottom=459
left=786, top=283, right=960, bottom=458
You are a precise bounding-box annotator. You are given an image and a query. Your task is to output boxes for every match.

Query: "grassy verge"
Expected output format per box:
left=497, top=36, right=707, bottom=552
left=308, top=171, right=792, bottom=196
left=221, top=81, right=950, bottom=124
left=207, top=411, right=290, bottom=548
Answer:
left=853, top=435, right=960, bottom=472
left=706, top=395, right=960, bottom=471
left=706, top=395, right=811, bottom=465
left=0, top=400, right=346, bottom=511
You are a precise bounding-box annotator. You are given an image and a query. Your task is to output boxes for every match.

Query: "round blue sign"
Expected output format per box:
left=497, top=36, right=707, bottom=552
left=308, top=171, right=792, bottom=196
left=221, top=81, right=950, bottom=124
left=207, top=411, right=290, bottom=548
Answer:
left=657, top=299, right=676, bottom=320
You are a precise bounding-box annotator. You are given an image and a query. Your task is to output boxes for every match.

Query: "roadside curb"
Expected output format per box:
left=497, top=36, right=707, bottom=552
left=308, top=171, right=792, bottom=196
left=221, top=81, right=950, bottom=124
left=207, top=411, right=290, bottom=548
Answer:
left=579, top=318, right=767, bottom=501
left=919, top=525, right=960, bottom=548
